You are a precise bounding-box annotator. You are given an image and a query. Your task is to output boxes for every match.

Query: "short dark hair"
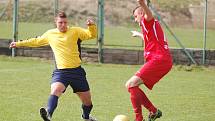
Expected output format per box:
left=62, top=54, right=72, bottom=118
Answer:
left=132, top=6, right=142, bottom=14
left=56, top=11, right=67, bottom=18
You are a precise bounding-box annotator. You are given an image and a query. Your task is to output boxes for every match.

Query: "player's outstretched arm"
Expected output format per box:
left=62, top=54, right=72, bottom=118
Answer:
left=9, top=42, right=17, bottom=48
left=137, top=0, right=153, bottom=21
left=130, top=30, right=144, bottom=39
left=78, top=19, right=97, bottom=41
left=9, top=35, right=49, bottom=48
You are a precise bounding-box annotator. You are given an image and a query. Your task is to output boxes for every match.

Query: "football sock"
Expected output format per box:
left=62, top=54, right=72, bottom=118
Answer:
left=82, top=104, right=93, bottom=119
left=129, top=87, right=144, bottom=121
left=132, top=86, right=157, bottom=113
left=47, top=95, right=59, bottom=117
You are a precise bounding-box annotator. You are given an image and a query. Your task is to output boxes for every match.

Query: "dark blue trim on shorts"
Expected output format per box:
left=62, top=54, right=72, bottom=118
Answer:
left=77, top=39, right=82, bottom=60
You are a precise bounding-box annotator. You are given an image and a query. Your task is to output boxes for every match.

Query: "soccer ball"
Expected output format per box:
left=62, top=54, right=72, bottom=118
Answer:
left=113, top=115, right=129, bottom=121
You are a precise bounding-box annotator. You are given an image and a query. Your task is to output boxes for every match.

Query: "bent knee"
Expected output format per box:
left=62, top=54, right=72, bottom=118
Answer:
left=51, top=82, right=65, bottom=96
left=125, top=80, right=139, bottom=89
left=125, top=76, right=142, bottom=89
left=51, top=88, right=64, bottom=96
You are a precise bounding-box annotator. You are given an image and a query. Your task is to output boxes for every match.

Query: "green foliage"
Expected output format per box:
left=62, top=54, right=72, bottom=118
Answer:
left=0, top=56, right=215, bottom=121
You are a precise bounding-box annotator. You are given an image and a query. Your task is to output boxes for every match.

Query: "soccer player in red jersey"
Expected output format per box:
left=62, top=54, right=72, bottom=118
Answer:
left=125, top=0, right=173, bottom=121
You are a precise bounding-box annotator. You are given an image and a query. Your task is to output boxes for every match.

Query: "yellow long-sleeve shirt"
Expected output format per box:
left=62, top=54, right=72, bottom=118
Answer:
left=16, top=25, right=97, bottom=69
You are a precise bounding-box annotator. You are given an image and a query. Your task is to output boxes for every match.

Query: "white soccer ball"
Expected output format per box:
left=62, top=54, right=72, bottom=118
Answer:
left=113, top=115, right=129, bottom=121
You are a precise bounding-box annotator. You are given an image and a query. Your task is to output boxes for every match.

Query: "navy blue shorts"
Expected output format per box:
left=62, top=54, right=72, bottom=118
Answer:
left=51, top=66, right=90, bottom=93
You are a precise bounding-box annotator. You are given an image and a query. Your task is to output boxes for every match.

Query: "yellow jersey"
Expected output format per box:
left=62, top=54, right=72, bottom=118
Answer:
left=16, top=25, right=97, bottom=69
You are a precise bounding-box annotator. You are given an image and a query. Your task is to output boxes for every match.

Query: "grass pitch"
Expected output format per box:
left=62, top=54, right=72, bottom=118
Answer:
left=0, top=56, right=215, bottom=121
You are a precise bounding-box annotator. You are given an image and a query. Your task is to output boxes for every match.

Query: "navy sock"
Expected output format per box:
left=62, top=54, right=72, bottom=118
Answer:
left=47, top=95, right=59, bottom=117
left=82, top=104, right=93, bottom=119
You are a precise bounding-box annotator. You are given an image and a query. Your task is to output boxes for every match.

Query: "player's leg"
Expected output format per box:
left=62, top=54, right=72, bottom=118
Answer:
left=125, top=69, right=158, bottom=121
left=40, top=82, right=65, bottom=121
left=125, top=76, right=143, bottom=88
left=125, top=76, right=145, bottom=121
left=48, top=82, right=65, bottom=115
left=76, top=91, right=97, bottom=121
left=135, top=60, right=172, bottom=121
left=70, top=67, right=97, bottom=121
left=40, top=69, right=68, bottom=121
left=127, top=76, right=157, bottom=111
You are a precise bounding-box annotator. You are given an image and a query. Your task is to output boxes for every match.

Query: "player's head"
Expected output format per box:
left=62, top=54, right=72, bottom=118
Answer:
left=55, top=11, right=68, bottom=33
left=133, top=6, right=145, bottom=23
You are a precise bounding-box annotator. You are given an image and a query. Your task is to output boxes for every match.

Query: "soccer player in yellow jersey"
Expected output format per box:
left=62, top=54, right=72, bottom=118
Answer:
left=9, top=11, right=97, bottom=121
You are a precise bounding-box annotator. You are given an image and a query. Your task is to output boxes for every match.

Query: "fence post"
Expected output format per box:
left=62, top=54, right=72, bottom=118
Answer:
left=12, top=0, right=19, bottom=57
left=203, top=0, right=208, bottom=65
left=54, top=0, right=59, bottom=17
left=97, top=0, right=104, bottom=63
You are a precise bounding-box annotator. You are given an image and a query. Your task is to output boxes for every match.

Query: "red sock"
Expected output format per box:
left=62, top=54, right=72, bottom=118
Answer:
left=129, top=87, right=157, bottom=114
left=129, top=87, right=144, bottom=121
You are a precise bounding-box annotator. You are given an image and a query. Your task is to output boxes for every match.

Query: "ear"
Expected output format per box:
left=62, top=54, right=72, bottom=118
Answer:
left=54, top=18, right=57, bottom=27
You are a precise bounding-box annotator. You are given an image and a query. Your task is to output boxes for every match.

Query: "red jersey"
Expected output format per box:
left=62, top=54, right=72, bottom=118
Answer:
left=140, top=17, right=171, bottom=61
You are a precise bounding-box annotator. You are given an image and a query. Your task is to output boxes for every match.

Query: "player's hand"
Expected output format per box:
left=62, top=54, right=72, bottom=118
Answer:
left=86, top=19, right=95, bottom=26
left=130, top=30, right=143, bottom=38
left=9, top=42, right=17, bottom=48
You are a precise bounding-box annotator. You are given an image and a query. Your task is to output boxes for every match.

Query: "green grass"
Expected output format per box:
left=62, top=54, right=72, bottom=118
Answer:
left=0, top=55, right=215, bottom=121
left=1, top=21, right=215, bottom=49
left=0, top=21, right=53, bottom=39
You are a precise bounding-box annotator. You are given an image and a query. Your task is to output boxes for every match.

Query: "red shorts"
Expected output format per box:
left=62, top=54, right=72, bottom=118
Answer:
left=135, top=59, right=172, bottom=90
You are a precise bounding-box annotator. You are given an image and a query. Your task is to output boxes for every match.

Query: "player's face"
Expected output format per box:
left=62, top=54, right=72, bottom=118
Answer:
left=133, top=9, right=144, bottom=23
left=55, top=17, right=68, bottom=33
